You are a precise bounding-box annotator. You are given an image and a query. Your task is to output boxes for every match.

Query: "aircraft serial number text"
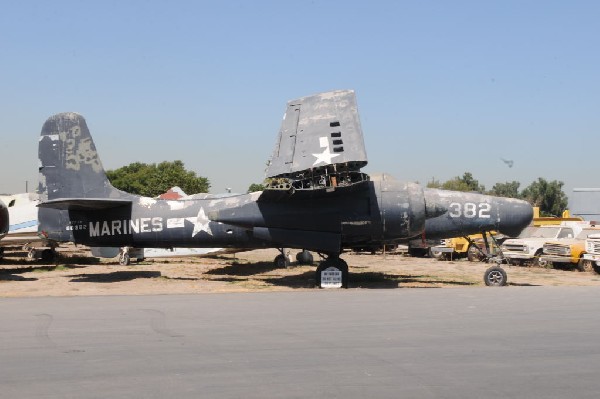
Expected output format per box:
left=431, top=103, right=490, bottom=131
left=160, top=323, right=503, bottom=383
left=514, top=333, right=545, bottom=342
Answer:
left=448, top=202, right=491, bottom=219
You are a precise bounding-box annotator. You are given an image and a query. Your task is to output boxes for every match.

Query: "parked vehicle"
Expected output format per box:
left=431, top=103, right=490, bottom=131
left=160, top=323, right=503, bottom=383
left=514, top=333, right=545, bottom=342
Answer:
left=541, top=228, right=600, bottom=271
left=430, top=232, right=505, bottom=261
left=501, top=225, right=581, bottom=266
left=582, top=233, right=600, bottom=273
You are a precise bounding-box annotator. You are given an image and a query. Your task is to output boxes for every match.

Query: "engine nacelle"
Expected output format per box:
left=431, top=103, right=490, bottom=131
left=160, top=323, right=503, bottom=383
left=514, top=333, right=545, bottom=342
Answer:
left=372, top=174, right=427, bottom=240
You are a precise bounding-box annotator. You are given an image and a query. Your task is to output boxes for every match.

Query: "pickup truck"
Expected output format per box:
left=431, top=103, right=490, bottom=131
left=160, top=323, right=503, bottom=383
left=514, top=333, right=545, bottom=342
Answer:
left=501, top=225, right=580, bottom=266
left=541, top=228, right=600, bottom=271
left=582, top=233, right=600, bottom=273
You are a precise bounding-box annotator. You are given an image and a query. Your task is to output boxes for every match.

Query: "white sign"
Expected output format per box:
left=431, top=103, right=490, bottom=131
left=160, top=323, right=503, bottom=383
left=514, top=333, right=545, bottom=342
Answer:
left=321, top=266, right=343, bottom=289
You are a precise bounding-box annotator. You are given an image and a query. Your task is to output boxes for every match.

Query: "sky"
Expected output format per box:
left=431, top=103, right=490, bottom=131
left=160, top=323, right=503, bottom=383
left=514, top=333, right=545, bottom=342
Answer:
left=1, top=0, right=599, bottom=204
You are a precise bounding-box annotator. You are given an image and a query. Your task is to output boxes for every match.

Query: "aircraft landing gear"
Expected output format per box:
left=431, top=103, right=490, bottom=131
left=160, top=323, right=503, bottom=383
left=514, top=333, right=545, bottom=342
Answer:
left=484, top=265, right=507, bottom=286
left=274, top=249, right=291, bottom=268
left=296, top=250, right=314, bottom=265
left=119, top=247, right=131, bottom=266
left=26, top=247, right=57, bottom=263
left=316, top=255, right=348, bottom=289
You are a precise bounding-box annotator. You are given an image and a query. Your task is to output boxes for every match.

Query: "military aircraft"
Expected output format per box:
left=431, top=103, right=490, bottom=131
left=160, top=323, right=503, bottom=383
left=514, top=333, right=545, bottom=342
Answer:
left=37, top=90, right=532, bottom=287
left=0, top=193, right=59, bottom=261
left=0, top=199, right=8, bottom=246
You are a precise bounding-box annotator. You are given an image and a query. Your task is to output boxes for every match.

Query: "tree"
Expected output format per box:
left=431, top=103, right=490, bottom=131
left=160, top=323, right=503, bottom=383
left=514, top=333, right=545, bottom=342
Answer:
left=426, top=178, right=442, bottom=189
left=488, top=181, right=521, bottom=199
left=106, top=160, right=210, bottom=197
left=247, top=183, right=266, bottom=193
left=440, top=172, right=485, bottom=193
left=521, top=178, right=568, bottom=217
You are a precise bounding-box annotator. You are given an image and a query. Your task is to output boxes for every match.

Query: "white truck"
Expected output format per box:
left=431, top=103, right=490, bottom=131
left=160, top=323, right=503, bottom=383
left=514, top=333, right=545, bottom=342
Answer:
left=583, top=233, right=600, bottom=273
left=501, top=225, right=581, bottom=266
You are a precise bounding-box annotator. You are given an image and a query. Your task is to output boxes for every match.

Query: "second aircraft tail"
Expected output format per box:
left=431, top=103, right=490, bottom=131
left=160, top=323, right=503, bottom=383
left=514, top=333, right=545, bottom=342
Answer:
left=38, top=112, right=126, bottom=202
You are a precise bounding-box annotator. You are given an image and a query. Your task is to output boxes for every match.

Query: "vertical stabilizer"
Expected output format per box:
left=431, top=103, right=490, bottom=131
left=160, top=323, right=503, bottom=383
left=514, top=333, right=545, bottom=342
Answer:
left=38, top=112, right=124, bottom=201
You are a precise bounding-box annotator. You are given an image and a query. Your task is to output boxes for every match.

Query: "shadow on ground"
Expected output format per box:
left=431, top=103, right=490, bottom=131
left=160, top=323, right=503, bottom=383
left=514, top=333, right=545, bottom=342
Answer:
left=0, top=264, right=86, bottom=274
left=203, top=258, right=477, bottom=289
left=69, top=271, right=162, bottom=283
left=205, top=261, right=284, bottom=277
left=0, top=274, right=38, bottom=282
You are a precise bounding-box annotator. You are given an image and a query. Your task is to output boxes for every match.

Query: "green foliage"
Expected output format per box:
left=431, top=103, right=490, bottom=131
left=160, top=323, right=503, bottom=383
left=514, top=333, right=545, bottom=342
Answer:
left=247, top=183, right=266, bottom=193
left=489, top=181, right=521, bottom=199
left=426, top=178, right=441, bottom=189
left=106, top=160, right=210, bottom=197
left=521, top=178, right=568, bottom=217
left=440, top=172, right=485, bottom=193
left=429, top=173, right=568, bottom=216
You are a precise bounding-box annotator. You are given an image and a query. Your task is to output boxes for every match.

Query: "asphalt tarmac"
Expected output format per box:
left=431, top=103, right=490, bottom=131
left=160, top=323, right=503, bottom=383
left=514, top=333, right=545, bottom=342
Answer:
left=1, top=288, right=600, bottom=398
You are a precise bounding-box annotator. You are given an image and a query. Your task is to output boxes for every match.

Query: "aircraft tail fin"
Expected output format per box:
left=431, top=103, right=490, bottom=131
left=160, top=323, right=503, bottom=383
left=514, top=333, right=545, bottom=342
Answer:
left=38, top=112, right=127, bottom=201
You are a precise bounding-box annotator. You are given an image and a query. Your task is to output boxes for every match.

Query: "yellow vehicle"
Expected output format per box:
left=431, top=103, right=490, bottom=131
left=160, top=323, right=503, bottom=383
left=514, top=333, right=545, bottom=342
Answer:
left=541, top=227, right=600, bottom=271
left=532, top=207, right=583, bottom=226
left=431, top=232, right=504, bottom=261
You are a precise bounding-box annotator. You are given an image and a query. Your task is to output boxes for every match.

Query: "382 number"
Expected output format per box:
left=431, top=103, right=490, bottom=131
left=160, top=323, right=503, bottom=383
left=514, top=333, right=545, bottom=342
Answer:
left=448, top=202, right=491, bottom=219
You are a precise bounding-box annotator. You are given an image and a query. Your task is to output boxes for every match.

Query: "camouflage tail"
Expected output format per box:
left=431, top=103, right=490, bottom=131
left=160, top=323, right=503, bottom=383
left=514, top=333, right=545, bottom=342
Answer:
left=38, top=112, right=125, bottom=201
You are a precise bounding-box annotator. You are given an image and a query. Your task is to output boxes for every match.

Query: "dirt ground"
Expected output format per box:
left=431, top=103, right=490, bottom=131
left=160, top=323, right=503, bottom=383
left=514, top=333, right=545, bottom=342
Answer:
left=2, top=245, right=600, bottom=297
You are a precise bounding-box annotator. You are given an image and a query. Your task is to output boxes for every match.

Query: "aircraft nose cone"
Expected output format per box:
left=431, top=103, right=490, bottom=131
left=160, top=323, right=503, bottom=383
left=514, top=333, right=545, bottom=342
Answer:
left=497, top=198, right=533, bottom=237
left=0, top=200, right=8, bottom=236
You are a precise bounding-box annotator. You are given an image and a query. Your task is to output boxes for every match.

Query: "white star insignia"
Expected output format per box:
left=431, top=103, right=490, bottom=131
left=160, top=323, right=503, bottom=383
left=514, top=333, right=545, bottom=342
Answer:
left=312, top=137, right=340, bottom=166
left=192, top=207, right=213, bottom=236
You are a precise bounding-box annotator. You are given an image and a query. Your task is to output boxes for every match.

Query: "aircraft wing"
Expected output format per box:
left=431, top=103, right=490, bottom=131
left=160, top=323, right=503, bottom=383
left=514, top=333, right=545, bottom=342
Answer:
left=266, top=90, right=367, bottom=178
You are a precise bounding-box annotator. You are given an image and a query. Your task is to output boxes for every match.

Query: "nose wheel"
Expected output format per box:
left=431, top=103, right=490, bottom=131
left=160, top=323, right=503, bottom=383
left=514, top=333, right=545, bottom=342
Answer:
left=484, top=265, right=507, bottom=286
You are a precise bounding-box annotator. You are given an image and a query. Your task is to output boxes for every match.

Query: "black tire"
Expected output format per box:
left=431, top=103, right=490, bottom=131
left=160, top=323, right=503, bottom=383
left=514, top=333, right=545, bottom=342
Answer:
left=295, top=250, right=314, bottom=265
left=467, top=245, right=484, bottom=262
left=41, top=249, right=56, bottom=263
left=119, top=253, right=130, bottom=266
left=274, top=254, right=290, bottom=268
left=0, top=247, right=4, bottom=260
left=484, top=266, right=507, bottom=287
left=577, top=258, right=594, bottom=272
left=428, top=248, right=443, bottom=259
left=316, top=258, right=348, bottom=288
left=510, top=259, right=523, bottom=266
left=532, top=250, right=547, bottom=267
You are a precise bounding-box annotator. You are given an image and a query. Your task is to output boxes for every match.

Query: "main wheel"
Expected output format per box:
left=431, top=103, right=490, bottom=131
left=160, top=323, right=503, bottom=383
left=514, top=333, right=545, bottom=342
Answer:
left=484, top=266, right=507, bottom=286
left=296, top=250, right=314, bottom=265
left=577, top=258, right=594, bottom=272
left=41, top=249, right=56, bottom=263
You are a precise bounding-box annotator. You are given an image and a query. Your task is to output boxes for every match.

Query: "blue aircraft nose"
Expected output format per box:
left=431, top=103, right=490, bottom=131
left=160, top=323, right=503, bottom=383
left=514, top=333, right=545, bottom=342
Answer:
left=496, top=198, right=533, bottom=237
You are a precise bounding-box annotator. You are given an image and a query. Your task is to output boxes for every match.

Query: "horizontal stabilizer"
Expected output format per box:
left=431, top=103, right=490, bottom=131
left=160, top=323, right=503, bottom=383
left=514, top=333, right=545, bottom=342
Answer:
left=38, top=198, right=132, bottom=210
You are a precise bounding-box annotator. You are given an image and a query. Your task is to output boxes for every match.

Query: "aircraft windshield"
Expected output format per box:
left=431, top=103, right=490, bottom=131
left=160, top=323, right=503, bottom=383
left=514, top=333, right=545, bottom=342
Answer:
left=529, top=227, right=560, bottom=238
